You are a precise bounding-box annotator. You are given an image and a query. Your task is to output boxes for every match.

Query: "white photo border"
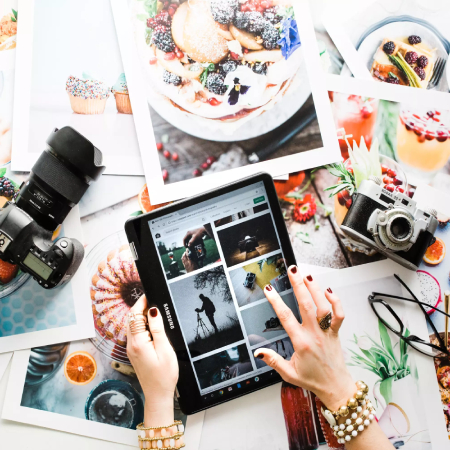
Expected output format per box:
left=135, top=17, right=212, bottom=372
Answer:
left=11, top=0, right=145, bottom=176
left=111, top=0, right=341, bottom=205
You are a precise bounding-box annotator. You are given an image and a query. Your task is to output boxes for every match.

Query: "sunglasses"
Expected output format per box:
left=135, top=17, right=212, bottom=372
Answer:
left=369, top=274, right=450, bottom=359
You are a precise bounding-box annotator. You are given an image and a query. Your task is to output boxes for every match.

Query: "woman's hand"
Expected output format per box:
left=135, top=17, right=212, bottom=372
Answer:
left=254, top=266, right=355, bottom=411
left=127, top=295, right=178, bottom=425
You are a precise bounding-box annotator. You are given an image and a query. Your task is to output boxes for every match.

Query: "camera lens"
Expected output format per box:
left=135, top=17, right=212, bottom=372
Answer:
left=387, top=215, right=413, bottom=243
left=15, top=127, right=105, bottom=231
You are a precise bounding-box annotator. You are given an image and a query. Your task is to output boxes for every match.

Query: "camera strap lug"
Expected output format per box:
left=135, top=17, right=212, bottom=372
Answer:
left=130, top=242, right=138, bottom=261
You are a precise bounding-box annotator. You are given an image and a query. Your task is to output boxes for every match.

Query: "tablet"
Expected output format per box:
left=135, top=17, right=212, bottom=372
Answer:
left=125, top=173, right=300, bottom=414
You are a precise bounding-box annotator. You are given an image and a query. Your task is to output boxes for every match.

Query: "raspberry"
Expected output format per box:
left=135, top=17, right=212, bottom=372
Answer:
left=206, top=73, right=227, bottom=95
left=262, top=22, right=279, bottom=50
left=408, top=35, right=422, bottom=45
left=404, top=51, right=418, bottom=65
left=162, top=169, right=169, bottom=181
left=193, top=168, right=202, bottom=177
left=152, top=26, right=176, bottom=53
left=383, top=41, right=395, bottom=55
left=147, top=11, right=171, bottom=29
left=414, top=66, right=426, bottom=81
left=417, top=55, right=428, bottom=68
left=162, top=69, right=182, bottom=86
left=210, top=0, right=239, bottom=24
left=156, top=142, right=163, bottom=151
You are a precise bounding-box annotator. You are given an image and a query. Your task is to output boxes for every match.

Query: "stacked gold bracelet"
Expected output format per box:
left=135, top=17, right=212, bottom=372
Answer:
left=320, top=381, right=376, bottom=444
left=136, top=420, right=185, bottom=449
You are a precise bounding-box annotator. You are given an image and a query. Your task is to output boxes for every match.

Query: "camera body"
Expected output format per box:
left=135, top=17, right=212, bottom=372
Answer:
left=187, top=242, right=206, bottom=262
left=0, top=203, right=84, bottom=288
left=238, top=236, right=259, bottom=253
left=243, top=272, right=256, bottom=289
left=265, top=317, right=281, bottom=329
left=341, top=178, right=438, bottom=270
left=0, top=127, right=105, bottom=288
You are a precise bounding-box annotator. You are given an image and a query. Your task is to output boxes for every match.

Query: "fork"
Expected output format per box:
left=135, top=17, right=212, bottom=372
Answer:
left=427, top=57, right=447, bottom=90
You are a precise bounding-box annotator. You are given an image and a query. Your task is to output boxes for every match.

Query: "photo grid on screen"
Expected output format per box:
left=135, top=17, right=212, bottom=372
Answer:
left=149, top=182, right=301, bottom=395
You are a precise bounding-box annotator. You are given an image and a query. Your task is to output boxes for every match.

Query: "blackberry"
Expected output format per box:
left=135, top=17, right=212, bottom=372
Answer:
left=0, top=177, right=16, bottom=198
left=417, top=55, right=428, bottom=68
left=383, top=41, right=395, bottom=55
left=234, top=11, right=265, bottom=33
left=263, top=7, right=282, bottom=25
left=404, top=51, right=418, bottom=65
left=261, top=22, right=279, bottom=50
left=162, top=70, right=182, bottom=86
left=218, top=60, right=240, bottom=75
left=252, top=62, right=268, bottom=75
left=210, top=0, right=238, bottom=25
left=233, top=12, right=249, bottom=30
left=414, top=66, right=426, bottom=81
left=386, top=76, right=400, bottom=85
left=408, top=35, right=422, bottom=45
left=206, top=72, right=227, bottom=95
left=152, top=26, right=176, bottom=53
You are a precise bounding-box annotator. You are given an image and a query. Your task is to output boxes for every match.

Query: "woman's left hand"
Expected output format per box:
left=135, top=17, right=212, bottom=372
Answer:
left=127, top=295, right=179, bottom=423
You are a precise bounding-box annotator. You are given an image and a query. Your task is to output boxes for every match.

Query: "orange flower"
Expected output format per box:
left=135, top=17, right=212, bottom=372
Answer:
left=293, top=194, right=317, bottom=223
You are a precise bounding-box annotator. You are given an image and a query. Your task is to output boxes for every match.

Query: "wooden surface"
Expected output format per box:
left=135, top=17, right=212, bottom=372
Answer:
left=150, top=95, right=323, bottom=184
left=284, top=169, right=386, bottom=270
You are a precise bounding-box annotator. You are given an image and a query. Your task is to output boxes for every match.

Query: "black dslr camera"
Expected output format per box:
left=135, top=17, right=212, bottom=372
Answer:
left=187, top=242, right=206, bottom=264
left=0, top=127, right=105, bottom=288
left=265, top=317, right=281, bottom=329
left=238, top=235, right=259, bottom=253
left=341, top=177, right=438, bottom=271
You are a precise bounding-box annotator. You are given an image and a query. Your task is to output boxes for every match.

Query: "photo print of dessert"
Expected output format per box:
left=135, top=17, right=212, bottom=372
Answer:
left=324, top=0, right=450, bottom=92
left=11, top=0, right=144, bottom=175
left=111, top=0, right=340, bottom=203
left=169, top=266, right=244, bottom=357
left=229, top=252, right=289, bottom=307
left=155, top=221, right=221, bottom=280
left=216, top=213, right=280, bottom=267
left=0, top=0, right=17, bottom=52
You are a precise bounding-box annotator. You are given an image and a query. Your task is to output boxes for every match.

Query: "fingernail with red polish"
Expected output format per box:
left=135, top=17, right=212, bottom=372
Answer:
left=306, top=275, right=313, bottom=282
left=150, top=307, right=158, bottom=318
left=327, top=287, right=333, bottom=294
left=265, top=284, right=272, bottom=291
left=290, top=265, right=297, bottom=274
left=256, top=354, right=264, bottom=359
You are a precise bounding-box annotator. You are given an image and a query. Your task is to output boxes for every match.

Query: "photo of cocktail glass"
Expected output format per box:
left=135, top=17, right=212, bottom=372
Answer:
left=332, top=93, right=379, bottom=159
left=396, top=106, right=450, bottom=184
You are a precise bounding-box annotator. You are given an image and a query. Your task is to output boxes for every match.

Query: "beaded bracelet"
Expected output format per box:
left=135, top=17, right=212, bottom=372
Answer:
left=320, top=380, right=377, bottom=444
left=136, top=420, right=185, bottom=449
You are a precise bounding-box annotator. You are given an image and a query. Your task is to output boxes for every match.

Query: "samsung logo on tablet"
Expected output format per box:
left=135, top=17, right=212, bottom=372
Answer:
left=164, top=303, right=175, bottom=329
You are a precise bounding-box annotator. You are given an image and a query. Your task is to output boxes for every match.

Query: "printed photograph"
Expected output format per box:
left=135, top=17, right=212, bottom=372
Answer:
left=216, top=213, right=280, bottom=267
left=328, top=92, right=450, bottom=189
left=169, top=266, right=244, bottom=358
left=240, top=292, right=300, bottom=346
left=325, top=0, right=450, bottom=92
left=229, top=253, right=289, bottom=307
left=193, top=343, right=253, bottom=390
left=19, top=339, right=186, bottom=431
left=253, top=336, right=294, bottom=369
left=12, top=0, right=143, bottom=174
left=0, top=1, right=17, bottom=52
left=213, top=202, right=268, bottom=228
left=156, top=222, right=221, bottom=280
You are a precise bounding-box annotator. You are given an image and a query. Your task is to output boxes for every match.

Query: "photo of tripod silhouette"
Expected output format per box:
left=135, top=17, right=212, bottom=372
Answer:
left=169, top=266, right=244, bottom=358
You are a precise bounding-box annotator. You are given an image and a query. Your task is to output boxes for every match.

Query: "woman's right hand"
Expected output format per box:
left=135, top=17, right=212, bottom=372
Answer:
left=254, top=265, right=356, bottom=411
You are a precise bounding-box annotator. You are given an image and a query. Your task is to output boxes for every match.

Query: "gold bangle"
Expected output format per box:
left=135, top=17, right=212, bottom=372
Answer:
left=139, top=432, right=183, bottom=441
left=140, top=444, right=185, bottom=450
left=137, top=420, right=184, bottom=431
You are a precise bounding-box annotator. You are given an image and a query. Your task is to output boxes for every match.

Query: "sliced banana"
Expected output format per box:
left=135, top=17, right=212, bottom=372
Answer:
left=155, top=48, right=203, bottom=80
left=229, top=24, right=264, bottom=51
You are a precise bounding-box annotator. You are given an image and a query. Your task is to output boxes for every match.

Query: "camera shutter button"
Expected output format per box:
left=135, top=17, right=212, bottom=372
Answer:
left=60, top=240, right=68, bottom=248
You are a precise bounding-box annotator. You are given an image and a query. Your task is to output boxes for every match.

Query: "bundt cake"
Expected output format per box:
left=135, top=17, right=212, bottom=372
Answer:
left=91, top=244, right=144, bottom=346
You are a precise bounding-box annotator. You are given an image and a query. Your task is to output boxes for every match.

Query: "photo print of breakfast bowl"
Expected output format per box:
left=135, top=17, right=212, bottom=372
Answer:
left=324, top=0, right=450, bottom=93
left=129, top=0, right=304, bottom=140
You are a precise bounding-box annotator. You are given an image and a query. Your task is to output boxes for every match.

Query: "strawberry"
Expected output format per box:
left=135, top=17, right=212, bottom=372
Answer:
left=0, top=260, right=19, bottom=284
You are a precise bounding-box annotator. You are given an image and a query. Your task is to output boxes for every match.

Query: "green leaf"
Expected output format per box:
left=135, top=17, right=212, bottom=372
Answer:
left=378, top=320, right=395, bottom=361
left=296, top=232, right=312, bottom=245
left=12, top=9, right=18, bottom=19
left=0, top=168, right=6, bottom=178
left=129, top=210, right=143, bottom=217
left=136, top=13, right=148, bottom=21
left=380, top=376, right=394, bottom=404
left=144, top=0, right=158, bottom=18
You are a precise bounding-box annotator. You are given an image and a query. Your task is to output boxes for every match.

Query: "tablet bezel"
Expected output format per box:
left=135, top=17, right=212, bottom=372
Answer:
left=125, top=172, right=297, bottom=415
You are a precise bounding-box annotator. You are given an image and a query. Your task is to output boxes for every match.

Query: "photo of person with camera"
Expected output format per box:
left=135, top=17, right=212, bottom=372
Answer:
left=169, top=266, right=244, bottom=357
left=156, top=222, right=221, bottom=280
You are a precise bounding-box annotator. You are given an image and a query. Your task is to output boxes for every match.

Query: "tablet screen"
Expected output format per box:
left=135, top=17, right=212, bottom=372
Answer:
left=148, top=181, right=299, bottom=396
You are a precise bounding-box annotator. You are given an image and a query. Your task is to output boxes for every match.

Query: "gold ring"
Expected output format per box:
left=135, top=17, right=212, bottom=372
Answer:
left=128, top=312, right=147, bottom=325
left=317, top=311, right=332, bottom=331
